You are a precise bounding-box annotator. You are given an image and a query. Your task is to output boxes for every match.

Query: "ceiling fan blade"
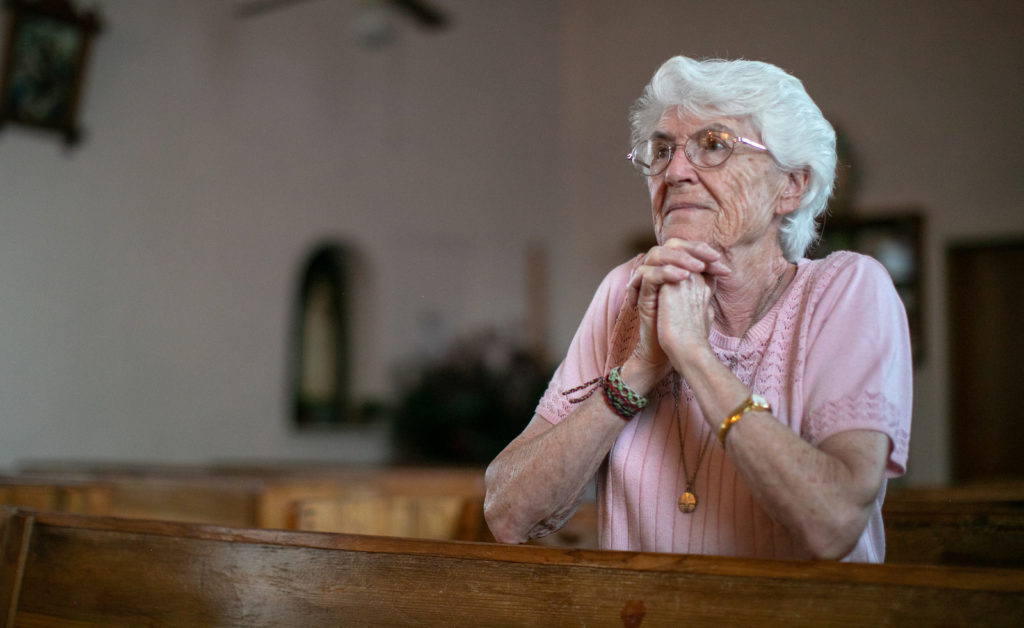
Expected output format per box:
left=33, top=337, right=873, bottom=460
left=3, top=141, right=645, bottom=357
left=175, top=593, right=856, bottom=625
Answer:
left=388, top=0, right=448, bottom=29
left=236, top=0, right=449, bottom=32
left=235, top=0, right=327, bottom=19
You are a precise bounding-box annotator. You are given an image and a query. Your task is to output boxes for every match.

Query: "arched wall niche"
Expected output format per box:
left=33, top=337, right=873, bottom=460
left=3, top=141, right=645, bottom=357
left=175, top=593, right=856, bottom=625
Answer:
left=289, top=241, right=357, bottom=428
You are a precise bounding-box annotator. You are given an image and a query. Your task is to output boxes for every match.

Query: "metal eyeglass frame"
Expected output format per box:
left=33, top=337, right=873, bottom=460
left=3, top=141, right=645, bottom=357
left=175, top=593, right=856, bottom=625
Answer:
left=627, top=129, right=769, bottom=175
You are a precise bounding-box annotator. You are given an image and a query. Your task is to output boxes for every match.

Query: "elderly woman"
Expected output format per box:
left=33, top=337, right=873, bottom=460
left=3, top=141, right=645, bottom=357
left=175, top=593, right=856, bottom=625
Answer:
left=484, top=56, right=912, bottom=562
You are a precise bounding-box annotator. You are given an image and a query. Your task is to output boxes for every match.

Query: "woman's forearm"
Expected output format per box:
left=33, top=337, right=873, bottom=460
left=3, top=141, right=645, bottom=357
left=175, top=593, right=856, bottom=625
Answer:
left=483, top=395, right=626, bottom=543
left=724, top=417, right=888, bottom=559
left=484, top=357, right=668, bottom=543
left=674, top=342, right=887, bottom=559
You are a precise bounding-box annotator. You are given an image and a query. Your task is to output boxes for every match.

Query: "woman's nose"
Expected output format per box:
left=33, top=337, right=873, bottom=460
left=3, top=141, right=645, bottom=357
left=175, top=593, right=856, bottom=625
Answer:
left=664, top=147, right=698, bottom=185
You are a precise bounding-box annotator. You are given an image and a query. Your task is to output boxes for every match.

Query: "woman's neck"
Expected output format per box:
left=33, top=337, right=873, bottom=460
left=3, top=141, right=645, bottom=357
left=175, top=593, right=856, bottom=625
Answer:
left=712, top=247, right=793, bottom=338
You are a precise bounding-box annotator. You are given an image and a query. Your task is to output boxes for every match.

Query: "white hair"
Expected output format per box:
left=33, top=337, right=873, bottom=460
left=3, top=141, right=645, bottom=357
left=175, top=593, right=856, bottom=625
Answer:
left=630, top=56, right=837, bottom=261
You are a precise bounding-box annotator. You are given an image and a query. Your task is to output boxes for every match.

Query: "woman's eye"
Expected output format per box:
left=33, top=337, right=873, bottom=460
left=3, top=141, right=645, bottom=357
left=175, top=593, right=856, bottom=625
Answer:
left=698, top=133, right=728, bottom=151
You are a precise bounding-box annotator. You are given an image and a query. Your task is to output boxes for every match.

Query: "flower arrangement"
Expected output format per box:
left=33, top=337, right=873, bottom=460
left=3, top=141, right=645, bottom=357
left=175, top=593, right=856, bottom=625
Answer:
left=389, top=329, right=552, bottom=465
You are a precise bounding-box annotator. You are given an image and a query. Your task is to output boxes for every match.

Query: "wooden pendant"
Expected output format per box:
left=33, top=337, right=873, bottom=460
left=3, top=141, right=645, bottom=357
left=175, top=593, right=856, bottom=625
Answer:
left=678, top=491, right=697, bottom=514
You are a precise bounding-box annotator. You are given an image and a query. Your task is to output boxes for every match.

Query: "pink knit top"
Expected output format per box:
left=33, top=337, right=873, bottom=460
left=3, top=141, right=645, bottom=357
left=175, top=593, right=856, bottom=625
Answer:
left=536, top=251, right=912, bottom=562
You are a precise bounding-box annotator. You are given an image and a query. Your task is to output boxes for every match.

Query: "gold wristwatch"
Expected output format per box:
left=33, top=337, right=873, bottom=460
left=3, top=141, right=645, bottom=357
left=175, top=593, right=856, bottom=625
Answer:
left=718, top=394, right=771, bottom=445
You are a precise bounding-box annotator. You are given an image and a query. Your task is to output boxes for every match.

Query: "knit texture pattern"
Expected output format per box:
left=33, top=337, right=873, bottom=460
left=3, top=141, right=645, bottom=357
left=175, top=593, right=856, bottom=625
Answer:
left=535, top=250, right=913, bottom=561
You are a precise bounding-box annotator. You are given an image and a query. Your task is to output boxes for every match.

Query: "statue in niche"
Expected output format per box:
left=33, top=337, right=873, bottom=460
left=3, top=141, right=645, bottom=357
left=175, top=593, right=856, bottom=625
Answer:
left=291, top=243, right=352, bottom=427
left=299, top=276, right=338, bottom=406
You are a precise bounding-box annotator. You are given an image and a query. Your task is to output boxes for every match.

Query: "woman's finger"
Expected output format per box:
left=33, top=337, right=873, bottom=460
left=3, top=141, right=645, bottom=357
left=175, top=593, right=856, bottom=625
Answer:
left=629, top=262, right=691, bottom=291
left=645, top=239, right=732, bottom=276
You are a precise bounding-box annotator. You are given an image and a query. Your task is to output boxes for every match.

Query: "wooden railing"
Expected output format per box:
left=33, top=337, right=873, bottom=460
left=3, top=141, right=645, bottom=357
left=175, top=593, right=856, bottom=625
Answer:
left=4, top=466, right=1024, bottom=567
left=2, top=507, right=1022, bottom=627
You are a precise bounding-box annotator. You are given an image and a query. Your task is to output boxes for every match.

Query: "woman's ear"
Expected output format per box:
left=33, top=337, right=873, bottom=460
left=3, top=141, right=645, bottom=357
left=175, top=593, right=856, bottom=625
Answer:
left=777, top=168, right=810, bottom=216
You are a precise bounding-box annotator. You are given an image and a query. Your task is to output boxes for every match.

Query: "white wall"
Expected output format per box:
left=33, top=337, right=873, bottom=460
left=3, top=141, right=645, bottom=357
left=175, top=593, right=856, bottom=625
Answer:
left=0, top=0, right=1021, bottom=483
left=0, top=0, right=563, bottom=465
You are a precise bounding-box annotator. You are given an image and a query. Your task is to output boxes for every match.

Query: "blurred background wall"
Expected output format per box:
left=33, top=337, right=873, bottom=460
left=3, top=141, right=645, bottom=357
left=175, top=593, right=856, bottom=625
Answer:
left=0, top=0, right=1020, bottom=484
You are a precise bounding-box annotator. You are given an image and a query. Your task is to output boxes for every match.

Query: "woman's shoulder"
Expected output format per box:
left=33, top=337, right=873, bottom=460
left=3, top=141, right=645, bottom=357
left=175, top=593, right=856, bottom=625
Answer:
left=792, top=250, right=902, bottom=324
left=596, top=254, right=645, bottom=301
left=797, top=250, right=892, bottom=291
left=572, top=255, right=645, bottom=339
left=609, top=254, right=645, bottom=280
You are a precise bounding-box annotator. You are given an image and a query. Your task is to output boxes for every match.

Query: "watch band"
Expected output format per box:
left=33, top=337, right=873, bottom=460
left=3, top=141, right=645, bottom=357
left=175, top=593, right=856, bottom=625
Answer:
left=718, top=394, right=771, bottom=445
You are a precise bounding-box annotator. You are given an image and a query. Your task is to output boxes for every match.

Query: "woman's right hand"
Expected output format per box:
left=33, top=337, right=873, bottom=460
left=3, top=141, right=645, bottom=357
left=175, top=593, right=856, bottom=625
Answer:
left=623, top=239, right=730, bottom=388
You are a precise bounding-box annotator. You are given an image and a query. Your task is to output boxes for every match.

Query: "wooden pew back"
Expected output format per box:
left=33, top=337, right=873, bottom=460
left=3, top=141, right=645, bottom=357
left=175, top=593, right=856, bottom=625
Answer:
left=10, top=464, right=1024, bottom=567
left=290, top=494, right=486, bottom=541
left=1, top=474, right=261, bottom=527
left=883, top=481, right=1024, bottom=567
left=887, top=480, right=1024, bottom=503
left=3, top=507, right=1023, bottom=627
left=883, top=499, right=1024, bottom=567
left=5, top=466, right=488, bottom=535
left=0, top=476, right=112, bottom=515
left=255, top=466, right=486, bottom=529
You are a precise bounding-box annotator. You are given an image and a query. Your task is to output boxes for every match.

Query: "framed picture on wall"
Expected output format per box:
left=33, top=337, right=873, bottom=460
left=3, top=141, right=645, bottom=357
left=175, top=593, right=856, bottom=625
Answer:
left=813, top=210, right=925, bottom=363
left=0, top=0, right=102, bottom=145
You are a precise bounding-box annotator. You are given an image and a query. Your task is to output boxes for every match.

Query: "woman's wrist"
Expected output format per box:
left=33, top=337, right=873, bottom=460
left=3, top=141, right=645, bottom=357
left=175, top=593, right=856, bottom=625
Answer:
left=620, top=356, right=670, bottom=396
left=664, top=337, right=717, bottom=379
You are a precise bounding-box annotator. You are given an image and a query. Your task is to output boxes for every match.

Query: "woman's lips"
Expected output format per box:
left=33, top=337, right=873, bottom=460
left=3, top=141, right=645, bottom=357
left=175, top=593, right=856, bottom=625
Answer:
left=663, top=200, right=710, bottom=215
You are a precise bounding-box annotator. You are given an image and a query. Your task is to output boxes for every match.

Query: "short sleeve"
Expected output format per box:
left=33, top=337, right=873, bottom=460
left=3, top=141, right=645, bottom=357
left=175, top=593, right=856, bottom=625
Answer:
left=800, top=253, right=913, bottom=477
left=534, top=261, right=634, bottom=425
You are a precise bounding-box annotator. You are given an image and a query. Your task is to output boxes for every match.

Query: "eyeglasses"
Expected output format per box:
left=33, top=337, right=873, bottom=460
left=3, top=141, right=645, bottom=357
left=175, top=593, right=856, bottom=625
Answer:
left=627, top=128, right=769, bottom=176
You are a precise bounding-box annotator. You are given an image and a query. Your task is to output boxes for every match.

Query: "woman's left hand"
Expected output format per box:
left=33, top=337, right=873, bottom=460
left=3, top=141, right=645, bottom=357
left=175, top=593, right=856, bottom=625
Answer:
left=655, top=272, right=716, bottom=371
left=624, top=239, right=729, bottom=385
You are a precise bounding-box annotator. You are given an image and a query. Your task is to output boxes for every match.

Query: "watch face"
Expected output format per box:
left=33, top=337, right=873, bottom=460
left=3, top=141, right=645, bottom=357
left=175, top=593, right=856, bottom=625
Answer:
left=751, top=394, right=770, bottom=410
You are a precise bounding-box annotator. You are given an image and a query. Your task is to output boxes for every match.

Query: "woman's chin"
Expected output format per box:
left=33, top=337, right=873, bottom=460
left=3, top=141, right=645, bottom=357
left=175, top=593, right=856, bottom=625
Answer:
left=657, top=227, right=716, bottom=247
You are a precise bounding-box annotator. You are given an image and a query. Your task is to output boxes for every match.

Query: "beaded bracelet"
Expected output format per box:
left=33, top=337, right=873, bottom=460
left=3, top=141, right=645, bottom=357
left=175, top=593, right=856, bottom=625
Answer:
left=561, top=366, right=648, bottom=420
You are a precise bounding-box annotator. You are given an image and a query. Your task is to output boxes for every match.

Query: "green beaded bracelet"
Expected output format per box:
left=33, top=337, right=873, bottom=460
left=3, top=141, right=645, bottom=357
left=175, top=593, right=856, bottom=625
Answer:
left=602, top=366, right=648, bottom=419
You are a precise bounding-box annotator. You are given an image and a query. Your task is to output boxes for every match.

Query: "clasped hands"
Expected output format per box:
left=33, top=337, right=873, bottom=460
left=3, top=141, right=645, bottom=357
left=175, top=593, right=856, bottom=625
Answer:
left=625, top=239, right=732, bottom=383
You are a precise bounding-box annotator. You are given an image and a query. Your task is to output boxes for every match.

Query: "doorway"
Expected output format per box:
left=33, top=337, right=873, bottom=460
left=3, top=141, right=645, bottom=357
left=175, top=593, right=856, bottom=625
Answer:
left=948, top=239, right=1024, bottom=481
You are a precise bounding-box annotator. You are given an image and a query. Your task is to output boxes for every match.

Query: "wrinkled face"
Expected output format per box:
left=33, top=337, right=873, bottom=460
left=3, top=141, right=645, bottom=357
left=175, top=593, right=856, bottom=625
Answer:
left=647, top=107, right=798, bottom=252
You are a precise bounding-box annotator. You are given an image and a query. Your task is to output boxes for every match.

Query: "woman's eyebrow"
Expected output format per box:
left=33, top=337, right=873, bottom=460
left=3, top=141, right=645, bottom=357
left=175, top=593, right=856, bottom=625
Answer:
left=650, top=123, right=733, bottom=142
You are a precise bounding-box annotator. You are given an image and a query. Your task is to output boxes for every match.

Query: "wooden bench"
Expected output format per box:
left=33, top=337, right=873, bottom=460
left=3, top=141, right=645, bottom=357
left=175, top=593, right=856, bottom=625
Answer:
left=0, top=476, right=112, bottom=515
left=883, top=500, right=1024, bottom=568
left=882, top=487, right=1024, bottom=568
left=2, top=507, right=1023, bottom=627
left=886, top=480, right=1024, bottom=504
left=500, top=493, right=1024, bottom=565
left=527, top=499, right=599, bottom=549
left=3, top=466, right=488, bottom=534
left=528, top=485, right=1024, bottom=560
left=290, top=493, right=487, bottom=541
left=9, top=464, right=1022, bottom=565
left=0, top=474, right=262, bottom=527
left=3, top=466, right=592, bottom=545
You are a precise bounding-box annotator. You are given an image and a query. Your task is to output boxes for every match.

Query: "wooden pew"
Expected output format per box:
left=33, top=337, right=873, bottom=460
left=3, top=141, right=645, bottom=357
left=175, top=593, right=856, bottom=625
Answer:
left=508, top=496, right=1024, bottom=566
left=528, top=499, right=599, bottom=549
left=10, top=464, right=1024, bottom=567
left=0, top=476, right=112, bottom=515
left=882, top=481, right=1024, bottom=568
left=290, top=494, right=487, bottom=541
left=1, top=474, right=262, bottom=527
left=4, top=466, right=489, bottom=533
left=2, top=507, right=1023, bottom=627
left=523, top=485, right=1024, bottom=561
left=886, top=480, right=1024, bottom=504
left=488, top=492, right=1024, bottom=564
left=254, top=466, right=486, bottom=530
left=883, top=500, right=1024, bottom=568
left=0, top=507, right=27, bottom=623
